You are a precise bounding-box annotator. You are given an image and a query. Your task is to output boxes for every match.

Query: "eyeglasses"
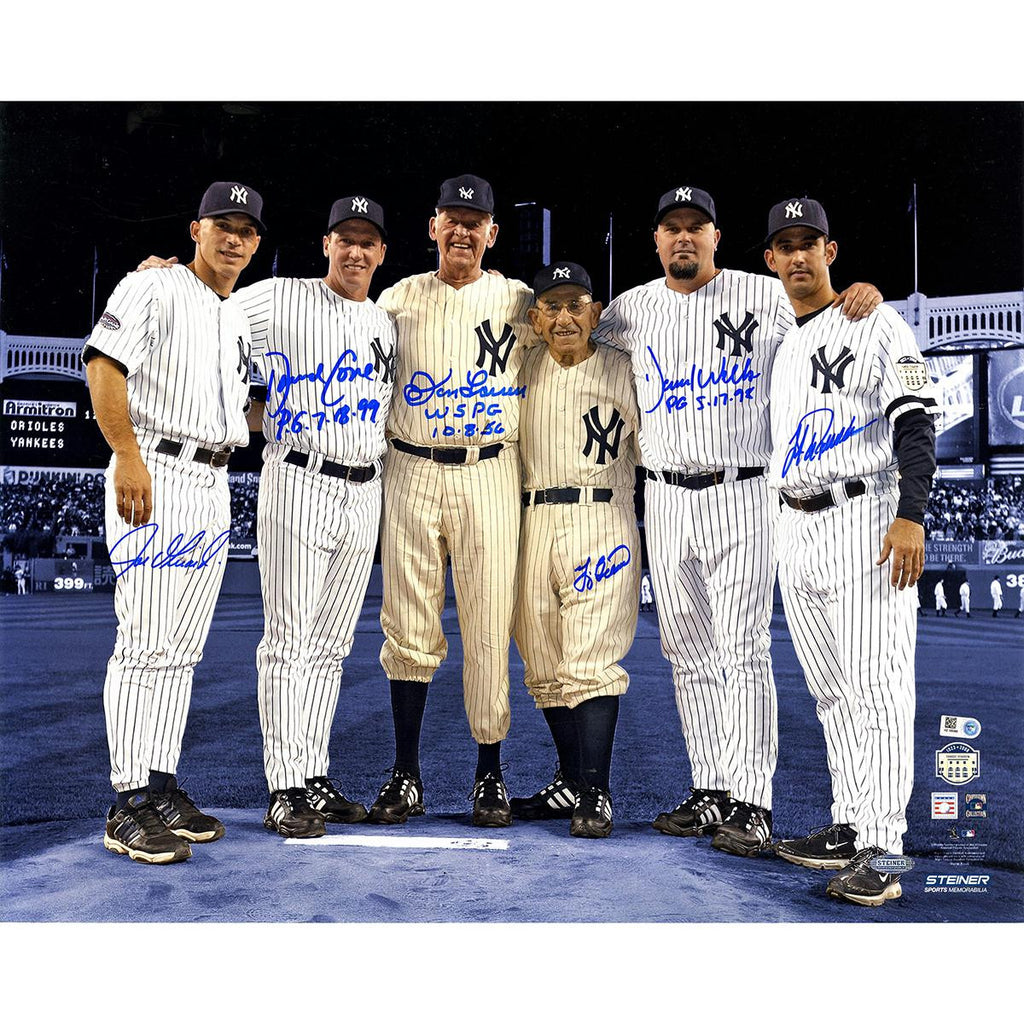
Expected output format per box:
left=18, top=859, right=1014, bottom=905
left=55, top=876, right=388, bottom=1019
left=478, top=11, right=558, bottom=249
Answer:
left=536, top=298, right=593, bottom=318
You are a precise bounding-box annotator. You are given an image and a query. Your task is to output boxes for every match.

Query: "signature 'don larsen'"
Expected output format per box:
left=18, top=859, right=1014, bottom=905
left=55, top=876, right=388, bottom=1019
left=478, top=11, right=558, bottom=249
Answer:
left=573, top=545, right=631, bottom=593
left=107, top=523, right=232, bottom=578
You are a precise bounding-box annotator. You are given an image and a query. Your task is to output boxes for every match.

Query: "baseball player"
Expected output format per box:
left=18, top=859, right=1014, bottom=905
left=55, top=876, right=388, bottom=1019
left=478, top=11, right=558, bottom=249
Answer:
left=990, top=574, right=1003, bottom=616
left=85, top=181, right=264, bottom=864
left=14, top=565, right=26, bottom=595
left=135, top=197, right=396, bottom=839
left=1016, top=585, right=1023, bottom=618
left=370, top=174, right=534, bottom=827
left=592, top=185, right=881, bottom=857
left=934, top=579, right=948, bottom=616
left=510, top=262, right=640, bottom=839
left=762, top=197, right=937, bottom=906
left=640, top=573, right=654, bottom=612
left=956, top=579, right=971, bottom=617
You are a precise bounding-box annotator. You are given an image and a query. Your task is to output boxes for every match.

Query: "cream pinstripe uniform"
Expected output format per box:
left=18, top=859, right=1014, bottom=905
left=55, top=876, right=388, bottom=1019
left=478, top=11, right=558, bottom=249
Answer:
left=235, top=277, right=396, bottom=792
left=84, top=265, right=250, bottom=791
left=593, top=269, right=792, bottom=809
left=514, top=344, right=640, bottom=709
left=378, top=271, right=534, bottom=743
left=768, top=303, right=937, bottom=854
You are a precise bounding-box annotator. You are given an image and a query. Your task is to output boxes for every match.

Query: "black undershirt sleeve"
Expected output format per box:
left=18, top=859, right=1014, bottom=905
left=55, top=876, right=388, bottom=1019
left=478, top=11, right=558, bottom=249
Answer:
left=893, top=409, right=936, bottom=524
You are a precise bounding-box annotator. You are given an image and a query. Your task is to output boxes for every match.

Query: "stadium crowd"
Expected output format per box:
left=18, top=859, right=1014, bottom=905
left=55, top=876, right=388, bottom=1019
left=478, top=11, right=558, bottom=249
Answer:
left=923, top=476, right=1024, bottom=541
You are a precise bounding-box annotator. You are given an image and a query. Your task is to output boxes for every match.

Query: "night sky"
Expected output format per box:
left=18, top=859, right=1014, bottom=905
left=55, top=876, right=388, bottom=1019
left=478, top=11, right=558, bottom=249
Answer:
left=0, top=101, right=1021, bottom=339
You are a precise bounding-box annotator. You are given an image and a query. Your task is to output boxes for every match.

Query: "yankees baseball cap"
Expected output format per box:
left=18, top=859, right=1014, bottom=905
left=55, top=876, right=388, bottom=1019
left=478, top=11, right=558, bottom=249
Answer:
left=198, top=181, right=266, bottom=233
left=436, top=174, right=495, bottom=215
left=765, top=197, right=829, bottom=246
left=654, top=185, right=716, bottom=227
left=532, top=261, right=593, bottom=298
left=327, top=195, right=387, bottom=240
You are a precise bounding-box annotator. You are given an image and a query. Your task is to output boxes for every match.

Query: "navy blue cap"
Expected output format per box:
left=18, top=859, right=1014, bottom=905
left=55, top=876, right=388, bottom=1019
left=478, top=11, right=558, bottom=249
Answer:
left=532, top=261, right=593, bottom=298
left=198, top=181, right=266, bottom=233
left=436, top=174, right=495, bottom=215
left=327, top=195, right=387, bottom=240
left=765, top=197, right=829, bottom=246
left=654, top=185, right=716, bottom=228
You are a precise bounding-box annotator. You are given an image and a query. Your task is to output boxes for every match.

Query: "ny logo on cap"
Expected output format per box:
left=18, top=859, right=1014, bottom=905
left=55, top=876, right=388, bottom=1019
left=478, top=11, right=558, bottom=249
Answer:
left=785, top=201, right=803, bottom=219
left=352, top=197, right=369, bottom=213
left=230, top=186, right=248, bottom=205
left=459, top=187, right=475, bottom=200
left=675, top=187, right=692, bottom=202
left=552, top=267, right=571, bottom=279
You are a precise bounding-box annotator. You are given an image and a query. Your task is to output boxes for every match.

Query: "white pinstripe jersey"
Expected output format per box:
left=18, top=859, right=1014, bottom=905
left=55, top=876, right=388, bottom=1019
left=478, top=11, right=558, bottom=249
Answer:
left=378, top=271, right=534, bottom=446
left=766, top=303, right=938, bottom=497
left=519, top=345, right=639, bottom=503
left=235, top=278, right=396, bottom=466
left=592, top=269, right=793, bottom=472
left=84, top=265, right=251, bottom=448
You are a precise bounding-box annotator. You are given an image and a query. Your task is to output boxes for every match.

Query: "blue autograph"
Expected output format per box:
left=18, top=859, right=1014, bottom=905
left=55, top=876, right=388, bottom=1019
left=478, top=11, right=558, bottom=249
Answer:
left=573, top=545, right=632, bottom=593
left=108, top=523, right=232, bottom=578
left=782, top=408, right=878, bottom=477
left=644, top=346, right=760, bottom=414
left=403, top=367, right=526, bottom=407
left=264, top=349, right=375, bottom=413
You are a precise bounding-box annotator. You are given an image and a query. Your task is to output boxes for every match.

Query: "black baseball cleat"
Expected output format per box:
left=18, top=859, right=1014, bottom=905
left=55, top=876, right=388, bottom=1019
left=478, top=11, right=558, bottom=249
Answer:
left=571, top=787, right=613, bottom=839
left=471, top=772, right=512, bottom=827
left=366, top=769, right=425, bottom=825
left=652, top=787, right=731, bottom=837
left=151, top=787, right=225, bottom=843
left=711, top=800, right=773, bottom=857
left=510, top=770, right=579, bottom=820
left=774, top=822, right=857, bottom=870
left=306, top=776, right=368, bottom=824
left=264, top=788, right=326, bottom=838
left=826, top=846, right=903, bottom=906
left=103, top=794, right=192, bottom=864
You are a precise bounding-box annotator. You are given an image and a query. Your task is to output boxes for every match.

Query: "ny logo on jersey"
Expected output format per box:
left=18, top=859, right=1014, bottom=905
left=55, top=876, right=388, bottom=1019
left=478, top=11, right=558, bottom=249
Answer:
left=810, top=345, right=855, bottom=393
left=785, top=200, right=803, bottom=219
left=351, top=197, right=369, bottom=213
left=675, top=187, right=692, bottom=202
left=713, top=311, right=759, bottom=357
left=552, top=266, right=571, bottom=279
left=582, top=406, right=625, bottom=465
left=459, top=187, right=475, bottom=200
left=474, top=320, right=517, bottom=375
left=230, top=186, right=248, bottom=205
left=371, top=337, right=396, bottom=384
left=236, top=336, right=251, bottom=385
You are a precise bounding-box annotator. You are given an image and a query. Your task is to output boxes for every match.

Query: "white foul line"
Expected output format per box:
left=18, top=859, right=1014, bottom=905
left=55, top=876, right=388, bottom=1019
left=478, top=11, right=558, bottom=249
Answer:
left=283, top=835, right=509, bottom=851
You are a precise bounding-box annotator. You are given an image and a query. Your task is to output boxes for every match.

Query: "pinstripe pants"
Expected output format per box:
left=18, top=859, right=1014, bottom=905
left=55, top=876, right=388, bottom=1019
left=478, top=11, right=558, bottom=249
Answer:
left=379, top=444, right=520, bottom=744
left=102, top=450, right=230, bottom=791
left=256, top=453, right=381, bottom=791
left=777, top=488, right=916, bottom=854
left=514, top=501, right=640, bottom=709
left=645, top=475, right=778, bottom=808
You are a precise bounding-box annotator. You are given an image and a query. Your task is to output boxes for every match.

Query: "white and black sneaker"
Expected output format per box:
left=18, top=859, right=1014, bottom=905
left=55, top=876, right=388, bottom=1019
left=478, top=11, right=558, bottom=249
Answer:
left=826, top=846, right=903, bottom=906
left=366, top=768, right=425, bottom=825
left=306, top=776, right=367, bottom=824
left=652, top=787, right=731, bottom=837
left=510, top=770, right=579, bottom=820
left=711, top=800, right=773, bottom=857
left=103, top=794, right=192, bottom=864
left=471, top=772, right=512, bottom=828
left=151, top=788, right=225, bottom=843
left=774, top=823, right=857, bottom=870
left=571, top=787, right=613, bottom=839
left=264, top=788, right=326, bottom=838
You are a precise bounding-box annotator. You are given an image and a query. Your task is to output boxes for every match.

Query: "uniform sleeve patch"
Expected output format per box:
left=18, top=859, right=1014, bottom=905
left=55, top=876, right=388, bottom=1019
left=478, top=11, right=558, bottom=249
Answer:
left=895, top=355, right=928, bottom=392
left=99, top=311, right=121, bottom=331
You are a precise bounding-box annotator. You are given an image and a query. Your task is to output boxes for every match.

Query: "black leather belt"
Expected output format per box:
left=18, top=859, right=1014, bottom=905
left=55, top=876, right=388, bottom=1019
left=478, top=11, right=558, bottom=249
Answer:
left=284, top=449, right=376, bottom=483
left=391, top=439, right=503, bottom=464
left=156, top=438, right=232, bottom=468
left=782, top=479, right=866, bottom=512
left=644, top=466, right=764, bottom=489
left=523, top=487, right=613, bottom=507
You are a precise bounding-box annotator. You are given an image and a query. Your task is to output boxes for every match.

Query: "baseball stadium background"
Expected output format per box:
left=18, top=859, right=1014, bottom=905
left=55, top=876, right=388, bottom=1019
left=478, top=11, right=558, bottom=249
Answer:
left=1, top=101, right=1022, bottom=930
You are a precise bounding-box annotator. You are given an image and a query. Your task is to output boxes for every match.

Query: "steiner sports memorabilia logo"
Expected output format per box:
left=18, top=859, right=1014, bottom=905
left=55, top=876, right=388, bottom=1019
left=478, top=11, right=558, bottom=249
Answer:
left=925, top=874, right=989, bottom=893
left=940, top=715, right=981, bottom=739
left=964, top=794, right=987, bottom=818
left=931, top=792, right=957, bottom=819
left=870, top=855, right=914, bottom=874
left=936, top=743, right=980, bottom=786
